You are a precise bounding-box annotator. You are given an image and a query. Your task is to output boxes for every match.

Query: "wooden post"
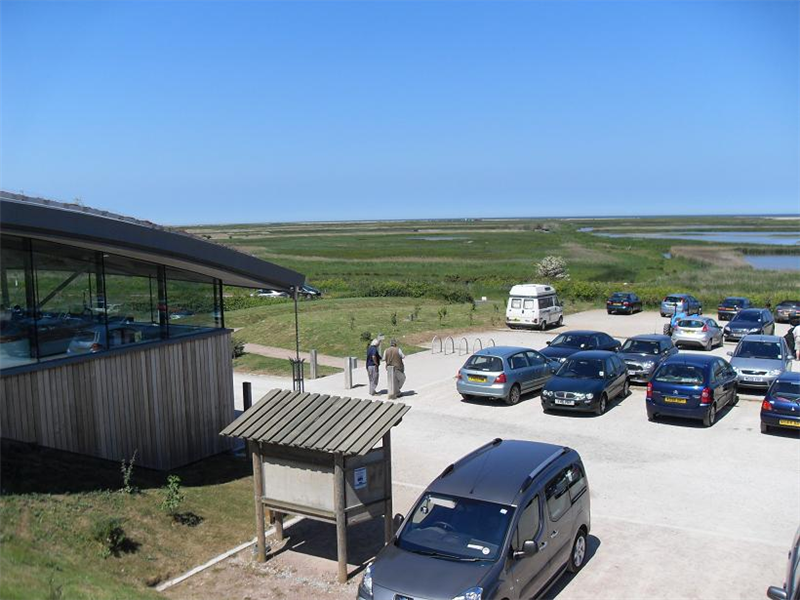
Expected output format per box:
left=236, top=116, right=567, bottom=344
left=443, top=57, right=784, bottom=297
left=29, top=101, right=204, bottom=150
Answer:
left=333, top=453, right=348, bottom=583
left=274, top=511, right=284, bottom=541
left=310, top=350, right=318, bottom=380
left=250, top=441, right=266, bottom=562
left=383, top=431, right=393, bottom=544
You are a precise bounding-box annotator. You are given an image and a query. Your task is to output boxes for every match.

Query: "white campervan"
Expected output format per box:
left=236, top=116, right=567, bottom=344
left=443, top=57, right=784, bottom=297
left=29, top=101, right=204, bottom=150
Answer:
left=505, top=284, right=563, bottom=330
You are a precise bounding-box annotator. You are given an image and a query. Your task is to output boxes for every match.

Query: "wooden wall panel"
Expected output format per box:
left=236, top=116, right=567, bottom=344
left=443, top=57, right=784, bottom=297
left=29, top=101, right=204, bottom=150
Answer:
left=1, top=331, right=235, bottom=470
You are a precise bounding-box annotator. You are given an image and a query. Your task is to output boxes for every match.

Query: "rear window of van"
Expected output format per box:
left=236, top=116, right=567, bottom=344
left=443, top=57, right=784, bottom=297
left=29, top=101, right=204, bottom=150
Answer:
left=510, top=299, right=521, bottom=309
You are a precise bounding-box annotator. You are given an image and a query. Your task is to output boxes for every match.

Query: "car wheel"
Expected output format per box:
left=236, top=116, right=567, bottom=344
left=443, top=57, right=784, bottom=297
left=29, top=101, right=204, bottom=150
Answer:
left=620, top=379, right=629, bottom=399
left=595, top=394, right=607, bottom=416
left=663, top=324, right=671, bottom=335
left=541, top=402, right=550, bottom=413
left=567, top=529, right=588, bottom=573
left=556, top=315, right=563, bottom=327
left=760, top=421, right=769, bottom=434
left=647, top=409, right=657, bottom=422
left=705, top=339, right=712, bottom=351
left=539, top=320, right=547, bottom=331
left=506, top=384, right=521, bottom=406
left=730, top=392, right=739, bottom=406
left=703, top=403, right=717, bottom=427
left=607, top=309, right=612, bottom=315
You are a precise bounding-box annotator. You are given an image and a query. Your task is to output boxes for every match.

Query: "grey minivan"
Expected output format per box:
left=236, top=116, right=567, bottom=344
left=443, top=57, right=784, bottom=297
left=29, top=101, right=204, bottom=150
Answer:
left=358, top=439, right=591, bottom=600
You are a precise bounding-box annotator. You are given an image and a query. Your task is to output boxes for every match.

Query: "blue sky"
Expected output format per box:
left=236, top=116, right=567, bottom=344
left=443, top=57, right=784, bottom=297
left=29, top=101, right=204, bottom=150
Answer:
left=1, top=1, right=798, bottom=224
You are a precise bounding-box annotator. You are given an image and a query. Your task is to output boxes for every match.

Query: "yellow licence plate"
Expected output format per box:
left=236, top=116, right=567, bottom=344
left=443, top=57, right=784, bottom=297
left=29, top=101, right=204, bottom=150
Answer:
left=468, top=375, right=487, bottom=383
left=778, top=419, right=800, bottom=427
left=664, top=396, right=687, bottom=404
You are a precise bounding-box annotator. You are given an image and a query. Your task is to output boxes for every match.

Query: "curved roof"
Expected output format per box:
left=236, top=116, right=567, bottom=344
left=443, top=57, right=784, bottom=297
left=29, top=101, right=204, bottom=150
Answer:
left=0, top=191, right=304, bottom=290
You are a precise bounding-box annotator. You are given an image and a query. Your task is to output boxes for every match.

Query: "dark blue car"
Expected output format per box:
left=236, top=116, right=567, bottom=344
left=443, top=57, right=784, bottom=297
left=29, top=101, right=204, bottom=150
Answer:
left=646, top=354, right=739, bottom=427
left=539, top=330, right=621, bottom=363
left=541, top=350, right=629, bottom=415
left=761, top=372, right=800, bottom=434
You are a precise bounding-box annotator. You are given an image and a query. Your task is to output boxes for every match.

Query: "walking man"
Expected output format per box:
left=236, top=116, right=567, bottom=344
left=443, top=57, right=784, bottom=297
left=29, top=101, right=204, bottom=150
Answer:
left=384, top=339, right=406, bottom=399
left=366, top=337, right=383, bottom=395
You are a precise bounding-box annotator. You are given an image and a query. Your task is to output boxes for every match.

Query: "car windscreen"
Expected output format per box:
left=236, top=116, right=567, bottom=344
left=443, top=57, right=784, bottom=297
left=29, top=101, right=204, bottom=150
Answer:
left=621, top=340, right=660, bottom=354
left=720, top=298, right=746, bottom=307
left=655, top=364, right=705, bottom=385
left=677, top=319, right=705, bottom=329
left=557, top=358, right=604, bottom=379
left=731, top=310, right=762, bottom=324
left=664, top=296, right=684, bottom=303
left=397, top=493, right=514, bottom=561
left=551, top=334, right=592, bottom=348
left=463, top=355, right=503, bottom=372
left=735, top=341, right=782, bottom=360
left=771, top=380, right=800, bottom=400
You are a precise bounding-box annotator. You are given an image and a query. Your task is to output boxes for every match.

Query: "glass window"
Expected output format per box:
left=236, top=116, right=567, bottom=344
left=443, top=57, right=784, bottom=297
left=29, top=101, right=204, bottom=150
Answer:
left=523, top=299, right=535, bottom=309
left=165, top=267, right=222, bottom=338
left=508, top=353, right=529, bottom=370
left=566, top=463, right=587, bottom=501
left=525, top=350, right=545, bottom=366
left=510, top=298, right=521, bottom=309
left=31, top=240, right=103, bottom=361
left=103, top=255, right=164, bottom=347
left=464, top=355, right=503, bottom=372
left=545, top=470, right=571, bottom=522
left=1, top=235, right=36, bottom=367
left=514, top=496, right=541, bottom=549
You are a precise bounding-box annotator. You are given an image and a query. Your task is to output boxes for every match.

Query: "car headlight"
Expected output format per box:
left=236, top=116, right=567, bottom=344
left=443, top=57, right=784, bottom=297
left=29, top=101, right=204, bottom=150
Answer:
left=768, top=369, right=783, bottom=376
left=585, top=393, right=594, bottom=400
left=642, top=361, right=655, bottom=369
left=359, top=563, right=373, bottom=598
left=749, top=328, right=761, bottom=333
left=724, top=327, right=730, bottom=333
left=542, top=389, right=553, bottom=397
left=452, top=587, right=483, bottom=600
left=559, top=357, right=567, bottom=363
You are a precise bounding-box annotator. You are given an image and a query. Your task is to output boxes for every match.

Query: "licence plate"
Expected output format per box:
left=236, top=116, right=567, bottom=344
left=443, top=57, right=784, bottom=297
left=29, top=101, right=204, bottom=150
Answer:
left=612, top=303, right=621, bottom=306
left=744, top=377, right=761, bottom=382
left=664, top=396, right=687, bottom=404
left=467, top=375, right=486, bottom=383
left=778, top=419, right=800, bottom=428
left=555, top=399, right=575, bottom=406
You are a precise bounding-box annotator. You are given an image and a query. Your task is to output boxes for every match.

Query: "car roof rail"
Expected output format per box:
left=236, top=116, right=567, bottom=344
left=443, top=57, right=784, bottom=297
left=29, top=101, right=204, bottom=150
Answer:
left=518, top=447, right=570, bottom=495
left=439, top=438, right=503, bottom=479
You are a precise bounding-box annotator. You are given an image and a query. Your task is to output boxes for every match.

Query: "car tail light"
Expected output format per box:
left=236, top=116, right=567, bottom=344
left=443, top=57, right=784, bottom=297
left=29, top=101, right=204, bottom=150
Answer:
left=495, top=373, right=507, bottom=384
left=456, top=370, right=462, bottom=380
left=702, top=324, right=708, bottom=332
left=761, top=399, right=772, bottom=411
left=623, top=302, right=630, bottom=306
left=700, top=387, right=712, bottom=405
left=646, top=382, right=653, bottom=400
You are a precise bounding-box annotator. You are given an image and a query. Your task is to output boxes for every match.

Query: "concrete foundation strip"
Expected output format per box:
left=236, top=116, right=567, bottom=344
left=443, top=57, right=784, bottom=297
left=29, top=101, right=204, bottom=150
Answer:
left=155, top=515, right=304, bottom=592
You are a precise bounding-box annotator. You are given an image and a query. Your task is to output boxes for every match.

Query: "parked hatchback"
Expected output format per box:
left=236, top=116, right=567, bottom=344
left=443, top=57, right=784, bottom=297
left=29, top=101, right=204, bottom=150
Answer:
left=761, top=372, right=800, bottom=434
left=606, top=292, right=642, bottom=315
left=541, top=351, right=629, bottom=415
left=540, top=330, right=621, bottom=363
left=660, top=294, right=702, bottom=317
left=671, top=316, right=723, bottom=351
left=358, top=439, right=591, bottom=600
left=767, top=525, right=800, bottom=600
left=717, top=296, right=752, bottom=321
left=728, top=335, right=792, bottom=390
left=647, top=354, right=738, bottom=427
left=724, top=308, right=776, bottom=342
left=618, top=334, right=678, bottom=384
left=775, top=300, right=800, bottom=324
left=457, top=346, right=557, bottom=405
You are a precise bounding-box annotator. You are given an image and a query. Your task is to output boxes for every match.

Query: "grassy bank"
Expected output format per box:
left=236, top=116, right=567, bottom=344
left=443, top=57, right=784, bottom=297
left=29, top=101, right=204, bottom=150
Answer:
left=0, top=441, right=254, bottom=600
left=233, top=353, right=342, bottom=377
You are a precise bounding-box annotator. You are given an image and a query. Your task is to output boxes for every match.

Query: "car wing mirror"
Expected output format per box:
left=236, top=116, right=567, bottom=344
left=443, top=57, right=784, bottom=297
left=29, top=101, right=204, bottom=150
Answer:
left=767, top=586, right=788, bottom=600
left=513, top=539, right=538, bottom=559
left=546, top=341, right=551, bottom=346
left=726, top=351, right=732, bottom=356
left=392, top=513, right=405, bottom=533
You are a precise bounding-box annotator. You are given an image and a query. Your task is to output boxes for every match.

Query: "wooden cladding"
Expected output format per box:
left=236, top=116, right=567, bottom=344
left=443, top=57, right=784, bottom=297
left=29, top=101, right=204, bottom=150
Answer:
left=0, top=331, right=234, bottom=470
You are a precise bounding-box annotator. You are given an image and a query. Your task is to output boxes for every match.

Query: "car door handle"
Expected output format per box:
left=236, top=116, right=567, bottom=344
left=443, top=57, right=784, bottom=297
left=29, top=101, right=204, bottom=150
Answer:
left=550, top=530, right=559, bottom=538
left=538, top=541, right=548, bottom=550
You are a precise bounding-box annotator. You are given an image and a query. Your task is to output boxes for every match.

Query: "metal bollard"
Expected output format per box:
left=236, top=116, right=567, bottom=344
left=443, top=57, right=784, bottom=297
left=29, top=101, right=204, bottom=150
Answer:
left=344, top=356, right=354, bottom=389
left=243, top=381, right=252, bottom=411
left=310, top=349, right=318, bottom=379
left=387, top=365, right=397, bottom=399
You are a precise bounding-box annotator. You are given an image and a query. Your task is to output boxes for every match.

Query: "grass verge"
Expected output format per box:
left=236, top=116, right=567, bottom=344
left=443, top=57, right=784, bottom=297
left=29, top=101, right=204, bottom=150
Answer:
left=233, top=353, right=342, bottom=377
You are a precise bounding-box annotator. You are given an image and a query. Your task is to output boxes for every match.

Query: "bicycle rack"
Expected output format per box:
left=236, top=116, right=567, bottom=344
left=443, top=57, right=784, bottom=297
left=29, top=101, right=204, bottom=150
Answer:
left=459, top=337, right=469, bottom=356
left=444, top=336, right=455, bottom=355
left=431, top=335, right=442, bottom=354
left=472, top=338, right=483, bottom=353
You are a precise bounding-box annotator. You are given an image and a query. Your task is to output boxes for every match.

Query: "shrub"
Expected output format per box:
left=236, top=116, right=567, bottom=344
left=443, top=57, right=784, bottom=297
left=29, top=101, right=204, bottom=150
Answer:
left=536, top=256, right=570, bottom=280
left=160, top=475, right=185, bottom=517
left=438, top=306, right=448, bottom=324
left=120, top=450, right=138, bottom=495
left=91, top=517, right=127, bottom=558
left=359, top=331, right=372, bottom=342
left=390, top=312, right=398, bottom=327
left=231, top=337, right=245, bottom=358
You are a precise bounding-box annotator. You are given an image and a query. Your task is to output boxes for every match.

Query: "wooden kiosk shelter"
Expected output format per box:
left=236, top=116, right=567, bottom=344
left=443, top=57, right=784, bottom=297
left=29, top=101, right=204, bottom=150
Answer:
left=220, top=388, right=410, bottom=582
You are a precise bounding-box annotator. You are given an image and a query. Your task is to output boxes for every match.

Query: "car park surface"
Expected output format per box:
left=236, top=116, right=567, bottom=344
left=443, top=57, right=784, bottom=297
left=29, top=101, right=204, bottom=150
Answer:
left=232, top=309, right=798, bottom=600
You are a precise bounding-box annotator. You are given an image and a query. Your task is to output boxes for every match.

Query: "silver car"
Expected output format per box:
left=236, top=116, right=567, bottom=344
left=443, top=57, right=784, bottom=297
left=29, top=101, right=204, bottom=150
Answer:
left=660, top=293, right=702, bottom=317
left=728, top=335, right=792, bottom=390
left=671, top=316, right=723, bottom=351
